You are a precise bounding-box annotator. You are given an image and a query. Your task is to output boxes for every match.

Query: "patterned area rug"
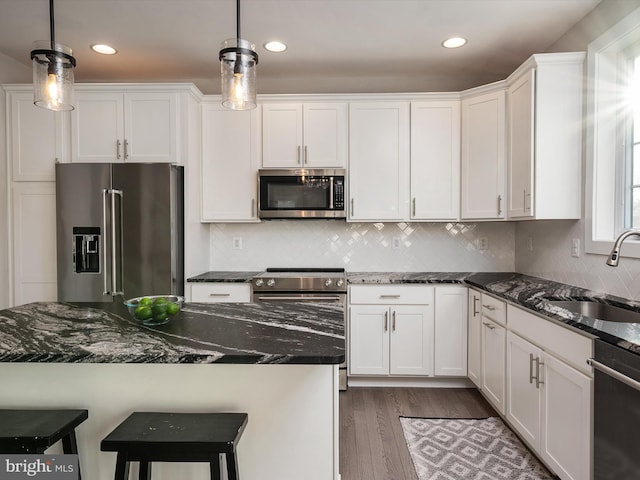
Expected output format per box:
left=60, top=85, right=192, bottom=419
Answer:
left=400, top=416, right=555, bottom=480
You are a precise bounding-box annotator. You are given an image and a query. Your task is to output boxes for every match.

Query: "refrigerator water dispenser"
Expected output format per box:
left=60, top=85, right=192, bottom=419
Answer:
left=73, top=227, right=100, bottom=274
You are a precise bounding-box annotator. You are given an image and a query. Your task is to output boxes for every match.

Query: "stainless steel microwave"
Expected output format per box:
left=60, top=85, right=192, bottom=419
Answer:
left=258, top=168, right=346, bottom=219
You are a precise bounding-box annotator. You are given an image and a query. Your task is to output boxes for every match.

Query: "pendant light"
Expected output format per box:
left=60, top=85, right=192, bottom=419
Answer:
left=30, top=0, right=76, bottom=111
left=219, top=0, right=258, bottom=110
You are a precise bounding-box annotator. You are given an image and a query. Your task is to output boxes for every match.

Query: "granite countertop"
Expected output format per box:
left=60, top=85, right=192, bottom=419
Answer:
left=187, top=271, right=260, bottom=283
left=347, top=272, right=470, bottom=284
left=0, top=301, right=344, bottom=364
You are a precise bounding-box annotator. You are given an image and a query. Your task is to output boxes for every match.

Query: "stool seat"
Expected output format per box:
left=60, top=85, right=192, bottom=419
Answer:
left=101, top=412, right=248, bottom=480
left=0, top=409, right=88, bottom=454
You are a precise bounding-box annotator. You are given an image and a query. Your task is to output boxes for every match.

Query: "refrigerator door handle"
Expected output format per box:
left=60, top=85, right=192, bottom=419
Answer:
left=102, top=189, right=110, bottom=295
left=110, top=189, right=124, bottom=297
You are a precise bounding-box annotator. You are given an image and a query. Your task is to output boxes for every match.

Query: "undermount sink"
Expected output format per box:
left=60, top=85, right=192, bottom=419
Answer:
left=546, top=300, right=640, bottom=323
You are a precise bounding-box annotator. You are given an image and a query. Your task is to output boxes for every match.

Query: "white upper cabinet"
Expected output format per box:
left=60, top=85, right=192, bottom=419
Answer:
left=410, top=100, right=460, bottom=220
left=348, top=102, right=410, bottom=221
left=7, top=89, right=69, bottom=181
left=461, top=88, right=506, bottom=220
left=262, top=102, right=347, bottom=168
left=201, top=102, right=260, bottom=222
left=506, top=53, right=585, bottom=219
left=71, top=88, right=181, bottom=164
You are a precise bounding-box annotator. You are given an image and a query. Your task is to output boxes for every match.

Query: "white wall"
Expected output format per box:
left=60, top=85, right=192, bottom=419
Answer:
left=208, top=221, right=515, bottom=272
left=0, top=52, right=31, bottom=309
left=516, top=0, right=640, bottom=301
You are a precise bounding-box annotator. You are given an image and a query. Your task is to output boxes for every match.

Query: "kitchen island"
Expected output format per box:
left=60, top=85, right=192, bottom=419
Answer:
left=0, top=300, right=345, bottom=480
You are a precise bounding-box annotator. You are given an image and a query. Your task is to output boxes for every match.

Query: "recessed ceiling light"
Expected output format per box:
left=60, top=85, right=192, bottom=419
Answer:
left=442, top=37, right=467, bottom=49
left=264, top=41, right=287, bottom=53
left=91, top=44, right=117, bottom=55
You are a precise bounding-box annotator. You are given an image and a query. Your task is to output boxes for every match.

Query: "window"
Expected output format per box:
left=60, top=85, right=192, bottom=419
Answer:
left=586, top=8, right=640, bottom=257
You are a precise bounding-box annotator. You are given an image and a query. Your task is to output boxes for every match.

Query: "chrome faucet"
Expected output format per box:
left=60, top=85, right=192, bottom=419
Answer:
left=606, top=230, right=640, bottom=266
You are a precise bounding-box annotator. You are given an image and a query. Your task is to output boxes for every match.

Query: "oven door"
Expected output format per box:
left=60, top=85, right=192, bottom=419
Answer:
left=253, top=292, right=347, bottom=390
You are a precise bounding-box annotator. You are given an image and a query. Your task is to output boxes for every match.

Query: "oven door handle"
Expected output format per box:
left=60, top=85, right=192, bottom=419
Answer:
left=588, top=358, right=640, bottom=392
left=255, top=296, right=343, bottom=302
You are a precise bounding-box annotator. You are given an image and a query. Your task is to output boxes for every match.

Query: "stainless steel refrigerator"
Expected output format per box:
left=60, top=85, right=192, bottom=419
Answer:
left=55, top=163, right=184, bottom=302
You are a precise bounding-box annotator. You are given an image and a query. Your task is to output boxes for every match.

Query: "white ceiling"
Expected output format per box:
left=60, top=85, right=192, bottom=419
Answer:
left=0, top=0, right=603, bottom=95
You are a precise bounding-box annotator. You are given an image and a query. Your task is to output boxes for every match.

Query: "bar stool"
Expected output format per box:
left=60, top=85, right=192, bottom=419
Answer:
left=101, top=412, right=248, bottom=480
left=0, top=409, right=88, bottom=479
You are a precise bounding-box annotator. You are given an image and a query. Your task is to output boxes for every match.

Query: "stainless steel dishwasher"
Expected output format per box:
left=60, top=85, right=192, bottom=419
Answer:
left=589, top=339, right=640, bottom=480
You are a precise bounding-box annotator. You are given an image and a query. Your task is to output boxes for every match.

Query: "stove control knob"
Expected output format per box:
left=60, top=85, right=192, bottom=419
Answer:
left=267, top=279, right=276, bottom=287
left=325, top=279, right=333, bottom=287
left=255, top=279, right=264, bottom=287
left=336, top=279, right=344, bottom=288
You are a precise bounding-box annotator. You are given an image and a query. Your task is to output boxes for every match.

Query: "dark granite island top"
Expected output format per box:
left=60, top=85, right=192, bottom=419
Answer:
left=0, top=300, right=345, bottom=364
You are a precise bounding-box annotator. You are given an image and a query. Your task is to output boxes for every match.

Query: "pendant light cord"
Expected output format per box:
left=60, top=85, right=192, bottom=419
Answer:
left=236, top=0, right=241, bottom=39
left=49, top=0, right=55, bottom=49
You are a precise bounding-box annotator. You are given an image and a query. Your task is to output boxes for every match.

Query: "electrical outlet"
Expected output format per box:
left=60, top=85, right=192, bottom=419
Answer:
left=478, top=237, right=489, bottom=250
left=571, top=238, right=580, bottom=257
left=392, top=237, right=401, bottom=249
left=232, top=237, right=243, bottom=249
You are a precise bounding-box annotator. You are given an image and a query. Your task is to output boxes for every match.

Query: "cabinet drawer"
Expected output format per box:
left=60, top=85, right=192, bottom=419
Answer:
left=507, top=305, right=592, bottom=375
left=190, top=283, right=251, bottom=303
left=481, top=293, right=506, bottom=325
left=349, top=285, right=434, bottom=305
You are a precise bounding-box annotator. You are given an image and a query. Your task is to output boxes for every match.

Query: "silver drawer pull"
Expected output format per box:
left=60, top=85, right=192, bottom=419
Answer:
left=380, top=295, right=401, bottom=299
left=482, top=304, right=497, bottom=311
left=482, top=322, right=496, bottom=330
left=209, top=293, right=231, bottom=297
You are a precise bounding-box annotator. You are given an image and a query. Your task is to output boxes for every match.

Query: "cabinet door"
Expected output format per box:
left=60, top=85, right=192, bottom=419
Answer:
left=506, top=331, right=542, bottom=450
left=410, top=101, right=460, bottom=220
left=71, top=92, right=124, bottom=163
left=467, top=289, right=482, bottom=387
left=8, top=91, right=68, bottom=181
left=262, top=103, right=303, bottom=167
left=201, top=103, right=259, bottom=222
left=461, top=90, right=506, bottom=219
left=507, top=69, right=535, bottom=218
left=389, top=305, right=434, bottom=376
left=11, top=183, right=57, bottom=305
left=302, top=103, right=347, bottom=167
left=434, top=286, right=468, bottom=376
left=481, top=318, right=506, bottom=414
left=348, top=102, right=409, bottom=221
left=349, top=305, right=390, bottom=375
left=124, top=92, right=178, bottom=163
left=541, top=352, right=592, bottom=480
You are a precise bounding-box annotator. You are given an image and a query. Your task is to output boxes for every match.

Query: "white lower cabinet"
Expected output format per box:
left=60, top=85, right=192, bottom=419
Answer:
left=467, top=289, right=482, bottom=387
left=434, top=286, right=468, bottom=376
left=189, top=283, right=251, bottom=303
left=349, top=285, right=434, bottom=376
left=506, top=305, right=592, bottom=480
left=481, top=316, right=506, bottom=414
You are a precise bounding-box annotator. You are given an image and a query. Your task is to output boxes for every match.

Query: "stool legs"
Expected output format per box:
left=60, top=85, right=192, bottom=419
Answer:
left=114, top=452, right=130, bottom=480
left=138, top=461, right=151, bottom=480
left=210, top=453, right=221, bottom=480
left=61, top=430, right=82, bottom=480
left=226, top=451, right=239, bottom=480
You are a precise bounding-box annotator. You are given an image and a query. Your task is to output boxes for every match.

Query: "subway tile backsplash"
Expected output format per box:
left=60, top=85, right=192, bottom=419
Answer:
left=209, top=221, right=515, bottom=272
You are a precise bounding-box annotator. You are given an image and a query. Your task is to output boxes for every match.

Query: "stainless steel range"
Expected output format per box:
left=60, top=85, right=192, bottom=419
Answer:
left=252, top=268, right=347, bottom=390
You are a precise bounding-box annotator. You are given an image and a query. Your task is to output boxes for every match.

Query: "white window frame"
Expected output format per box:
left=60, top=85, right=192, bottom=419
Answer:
left=586, top=7, right=640, bottom=257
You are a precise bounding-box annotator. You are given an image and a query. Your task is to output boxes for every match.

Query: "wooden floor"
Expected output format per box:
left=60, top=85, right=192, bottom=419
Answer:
left=339, top=387, right=496, bottom=480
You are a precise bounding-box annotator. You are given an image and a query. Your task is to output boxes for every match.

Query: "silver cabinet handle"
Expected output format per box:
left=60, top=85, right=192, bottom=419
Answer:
left=109, top=188, right=124, bottom=297
left=251, top=198, right=256, bottom=217
left=482, top=321, right=496, bottom=330
left=472, top=295, right=480, bottom=316
left=209, top=293, right=231, bottom=297
left=587, top=358, right=640, bottom=392
left=483, top=304, right=496, bottom=311
left=116, top=140, right=122, bottom=160
left=535, top=358, right=544, bottom=388
left=350, top=198, right=354, bottom=217
left=529, top=353, right=535, bottom=384
left=256, top=296, right=342, bottom=302
left=392, top=310, right=396, bottom=331
left=297, top=145, right=301, bottom=164
left=384, top=311, right=388, bottom=332
left=497, top=195, right=502, bottom=216
left=412, top=197, right=416, bottom=217
left=379, top=295, right=401, bottom=299
left=304, top=145, right=308, bottom=164
left=124, top=139, right=129, bottom=160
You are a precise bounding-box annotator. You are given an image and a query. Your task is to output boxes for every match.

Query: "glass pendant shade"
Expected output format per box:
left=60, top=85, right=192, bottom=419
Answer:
left=31, top=41, right=76, bottom=111
left=220, top=38, right=258, bottom=110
